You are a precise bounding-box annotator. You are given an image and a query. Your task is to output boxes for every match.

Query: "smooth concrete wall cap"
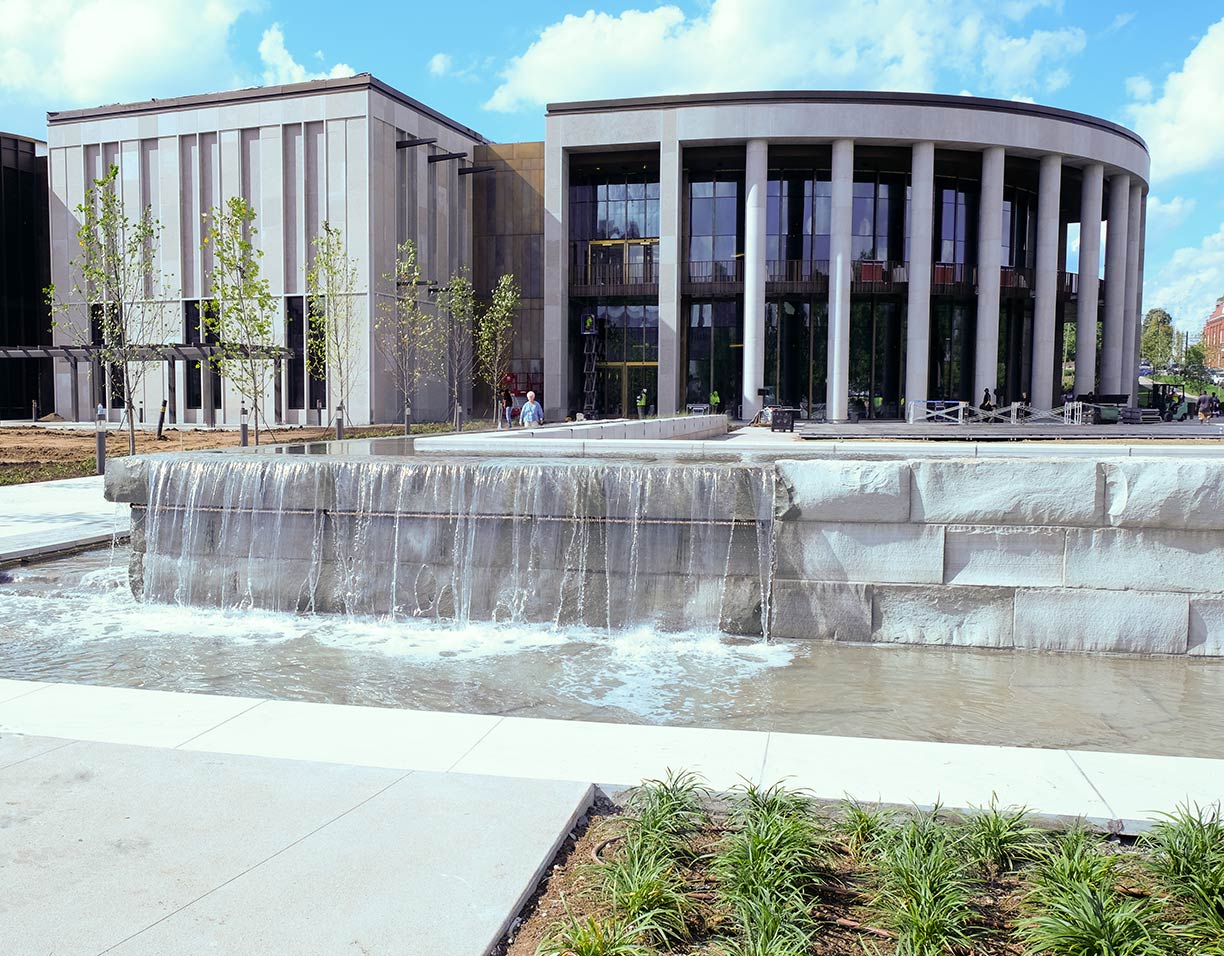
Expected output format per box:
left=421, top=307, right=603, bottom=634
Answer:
left=944, top=526, right=1067, bottom=588
left=1013, top=588, right=1189, bottom=654
left=1189, top=597, right=1224, bottom=656
left=769, top=581, right=872, bottom=642
left=1064, top=527, right=1224, bottom=594
left=775, top=459, right=910, bottom=522
left=872, top=584, right=1014, bottom=648
left=774, top=522, right=944, bottom=584
left=1104, top=460, right=1224, bottom=530
left=910, top=459, right=1103, bottom=526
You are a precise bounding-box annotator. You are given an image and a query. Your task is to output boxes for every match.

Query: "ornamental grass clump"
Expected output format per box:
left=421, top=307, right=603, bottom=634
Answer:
left=595, top=837, right=693, bottom=947
left=869, top=809, right=978, bottom=956
left=1141, top=802, right=1224, bottom=949
left=836, top=798, right=898, bottom=863
left=1021, top=827, right=1165, bottom=956
left=963, top=794, right=1042, bottom=879
left=536, top=911, right=650, bottom=956
left=623, top=768, right=709, bottom=859
left=714, top=781, right=826, bottom=949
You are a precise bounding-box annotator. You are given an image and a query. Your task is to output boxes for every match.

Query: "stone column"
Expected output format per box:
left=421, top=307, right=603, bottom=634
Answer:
left=542, top=132, right=568, bottom=421
left=973, top=146, right=1005, bottom=403
left=1101, top=173, right=1131, bottom=394
left=1075, top=163, right=1104, bottom=397
left=1031, top=154, right=1062, bottom=409
left=742, top=138, right=768, bottom=420
left=826, top=138, right=853, bottom=422
left=905, top=142, right=935, bottom=409
left=1121, top=180, right=1142, bottom=403
left=1130, top=190, right=1147, bottom=406
left=657, top=123, right=683, bottom=416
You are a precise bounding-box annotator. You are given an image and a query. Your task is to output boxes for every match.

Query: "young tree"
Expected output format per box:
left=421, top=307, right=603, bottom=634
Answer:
left=306, top=221, right=362, bottom=424
left=46, top=164, right=173, bottom=456
left=202, top=197, right=277, bottom=444
left=435, top=269, right=477, bottom=430
left=374, top=240, right=442, bottom=433
left=474, top=273, right=521, bottom=423
left=1140, top=307, right=1174, bottom=369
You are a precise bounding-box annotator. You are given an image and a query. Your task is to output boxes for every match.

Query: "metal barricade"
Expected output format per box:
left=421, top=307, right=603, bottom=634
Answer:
left=906, top=400, right=966, bottom=424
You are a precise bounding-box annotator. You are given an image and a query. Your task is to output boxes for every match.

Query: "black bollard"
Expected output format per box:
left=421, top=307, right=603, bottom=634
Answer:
left=155, top=399, right=167, bottom=440
left=239, top=405, right=249, bottom=447
left=335, top=402, right=345, bottom=441
left=95, top=406, right=106, bottom=475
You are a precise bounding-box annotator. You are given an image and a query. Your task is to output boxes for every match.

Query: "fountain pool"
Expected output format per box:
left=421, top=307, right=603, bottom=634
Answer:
left=1, top=544, right=1221, bottom=759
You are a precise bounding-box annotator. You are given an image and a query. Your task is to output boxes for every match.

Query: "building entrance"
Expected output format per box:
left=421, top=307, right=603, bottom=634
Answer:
left=595, top=364, right=658, bottom=418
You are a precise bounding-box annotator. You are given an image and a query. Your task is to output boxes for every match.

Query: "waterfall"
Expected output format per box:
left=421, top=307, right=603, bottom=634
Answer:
left=137, top=455, right=779, bottom=637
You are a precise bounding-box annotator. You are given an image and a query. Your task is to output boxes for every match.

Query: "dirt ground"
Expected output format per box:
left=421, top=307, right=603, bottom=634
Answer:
left=0, top=423, right=408, bottom=485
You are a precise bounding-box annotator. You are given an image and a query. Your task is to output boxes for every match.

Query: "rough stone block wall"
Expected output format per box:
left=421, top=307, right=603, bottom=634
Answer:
left=769, top=455, right=1224, bottom=655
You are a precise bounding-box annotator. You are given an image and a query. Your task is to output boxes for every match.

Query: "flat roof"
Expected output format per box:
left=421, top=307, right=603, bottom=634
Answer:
left=546, top=90, right=1147, bottom=153
left=47, top=74, right=488, bottom=144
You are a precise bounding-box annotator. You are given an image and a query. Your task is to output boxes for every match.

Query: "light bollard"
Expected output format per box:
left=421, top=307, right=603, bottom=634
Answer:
left=95, top=405, right=106, bottom=476
left=155, top=399, right=167, bottom=440
left=335, top=402, right=345, bottom=441
left=240, top=405, right=249, bottom=447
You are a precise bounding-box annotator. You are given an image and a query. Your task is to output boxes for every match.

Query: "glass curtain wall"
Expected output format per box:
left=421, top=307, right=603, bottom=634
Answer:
left=766, top=170, right=831, bottom=279
left=569, top=165, right=660, bottom=284
left=929, top=172, right=979, bottom=401
left=687, top=173, right=740, bottom=281
left=997, top=183, right=1038, bottom=401
left=764, top=298, right=827, bottom=414
left=685, top=300, right=741, bottom=411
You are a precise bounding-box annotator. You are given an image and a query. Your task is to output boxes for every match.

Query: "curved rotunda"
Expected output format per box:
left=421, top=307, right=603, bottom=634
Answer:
left=542, top=91, right=1149, bottom=422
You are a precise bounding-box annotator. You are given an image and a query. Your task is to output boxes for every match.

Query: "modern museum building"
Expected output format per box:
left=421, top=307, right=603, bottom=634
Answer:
left=23, top=78, right=1149, bottom=426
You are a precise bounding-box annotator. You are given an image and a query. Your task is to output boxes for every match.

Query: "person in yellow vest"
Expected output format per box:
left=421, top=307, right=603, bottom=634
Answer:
left=636, top=388, right=647, bottom=419
left=709, top=389, right=720, bottom=413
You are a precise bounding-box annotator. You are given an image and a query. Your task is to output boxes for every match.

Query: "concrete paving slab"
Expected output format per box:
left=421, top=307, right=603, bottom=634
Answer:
left=762, top=732, right=1116, bottom=824
left=109, top=770, right=592, bottom=956
left=1068, top=749, right=1224, bottom=828
left=0, top=739, right=408, bottom=956
left=450, top=715, right=769, bottom=791
left=181, top=698, right=502, bottom=772
left=0, top=731, right=76, bottom=769
left=0, top=683, right=263, bottom=748
left=0, top=676, right=50, bottom=704
left=0, top=474, right=130, bottom=562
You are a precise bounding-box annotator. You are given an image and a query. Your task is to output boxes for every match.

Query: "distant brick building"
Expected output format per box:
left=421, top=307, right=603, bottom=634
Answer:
left=1205, top=296, right=1224, bottom=368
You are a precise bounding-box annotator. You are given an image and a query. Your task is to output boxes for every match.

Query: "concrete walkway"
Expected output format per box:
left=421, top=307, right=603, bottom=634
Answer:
left=1, top=679, right=1220, bottom=835
left=0, top=475, right=129, bottom=563
left=0, top=728, right=590, bottom=956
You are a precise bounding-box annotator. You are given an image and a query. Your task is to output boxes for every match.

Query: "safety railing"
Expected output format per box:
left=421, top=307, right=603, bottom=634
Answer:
left=907, top=401, right=1084, bottom=425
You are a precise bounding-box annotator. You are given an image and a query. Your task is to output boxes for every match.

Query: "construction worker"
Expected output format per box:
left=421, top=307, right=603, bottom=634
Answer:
left=709, top=388, right=720, bottom=413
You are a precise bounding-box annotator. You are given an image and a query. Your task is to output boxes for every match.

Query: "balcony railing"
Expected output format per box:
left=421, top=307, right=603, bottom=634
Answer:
left=766, top=259, right=830, bottom=289
left=1059, top=271, right=1079, bottom=297
left=685, top=259, right=744, bottom=288
left=851, top=259, right=908, bottom=293
left=570, top=258, right=659, bottom=287
left=931, top=262, right=976, bottom=295
left=569, top=240, right=659, bottom=293
left=1000, top=266, right=1035, bottom=297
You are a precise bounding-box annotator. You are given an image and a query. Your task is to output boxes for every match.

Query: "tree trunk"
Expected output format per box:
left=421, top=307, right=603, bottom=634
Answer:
left=403, top=397, right=411, bottom=436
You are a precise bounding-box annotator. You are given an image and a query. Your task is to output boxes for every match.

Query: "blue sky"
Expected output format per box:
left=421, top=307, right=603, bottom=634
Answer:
left=3, top=0, right=1223, bottom=331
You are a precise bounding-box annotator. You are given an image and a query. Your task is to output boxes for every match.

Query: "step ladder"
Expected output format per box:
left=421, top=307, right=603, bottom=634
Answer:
left=582, top=335, right=598, bottom=417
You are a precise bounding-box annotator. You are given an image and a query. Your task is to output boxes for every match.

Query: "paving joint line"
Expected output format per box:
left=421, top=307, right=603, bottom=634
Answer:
left=757, top=732, right=771, bottom=784
left=94, top=767, right=417, bottom=956
left=444, top=716, right=505, bottom=773
left=0, top=681, right=57, bottom=706
left=172, top=699, right=270, bottom=749
left=1064, top=750, right=1118, bottom=821
left=0, top=737, right=80, bottom=773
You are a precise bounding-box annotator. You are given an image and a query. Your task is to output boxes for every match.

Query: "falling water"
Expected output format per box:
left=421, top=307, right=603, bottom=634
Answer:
left=137, top=455, right=780, bottom=638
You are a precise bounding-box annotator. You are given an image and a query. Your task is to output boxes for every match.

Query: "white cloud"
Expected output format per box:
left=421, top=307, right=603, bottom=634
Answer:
left=259, top=24, right=354, bottom=86
left=428, top=53, right=454, bottom=76
left=1127, top=16, right=1224, bottom=180
left=1125, top=75, right=1153, bottom=101
left=485, top=0, right=1087, bottom=112
left=1146, top=194, right=1196, bottom=229
left=1106, top=12, right=1135, bottom=33
left=0, top=0, right=255, bottom=107
left=1146, top=219, right=1224, bottom=328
